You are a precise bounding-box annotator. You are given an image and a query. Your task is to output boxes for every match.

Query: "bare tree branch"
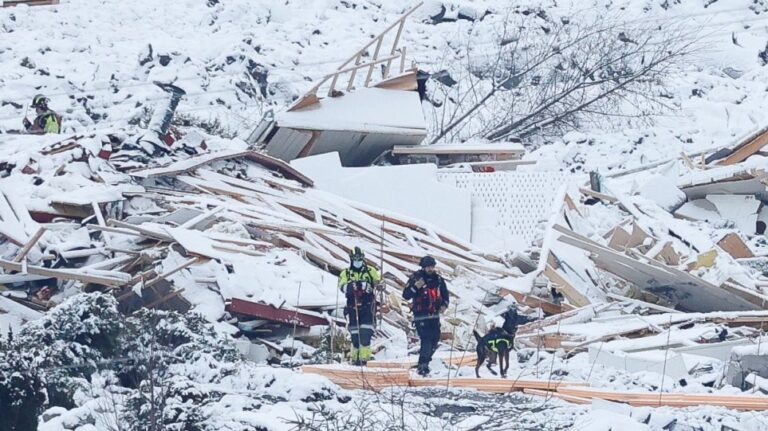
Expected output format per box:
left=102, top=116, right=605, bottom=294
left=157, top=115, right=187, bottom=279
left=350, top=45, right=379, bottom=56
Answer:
left=424, top=11, right=698, bottom=145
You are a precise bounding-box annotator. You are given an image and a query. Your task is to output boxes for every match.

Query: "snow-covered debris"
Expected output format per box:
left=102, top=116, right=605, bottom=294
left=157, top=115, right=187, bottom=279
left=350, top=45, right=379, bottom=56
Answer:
left=3, top=0, right=768, bottom=429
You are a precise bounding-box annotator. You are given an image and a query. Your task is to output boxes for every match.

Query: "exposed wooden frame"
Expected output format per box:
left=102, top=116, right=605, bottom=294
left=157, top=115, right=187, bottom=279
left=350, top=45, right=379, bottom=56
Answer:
left=287, top=2, right=423, bottom=111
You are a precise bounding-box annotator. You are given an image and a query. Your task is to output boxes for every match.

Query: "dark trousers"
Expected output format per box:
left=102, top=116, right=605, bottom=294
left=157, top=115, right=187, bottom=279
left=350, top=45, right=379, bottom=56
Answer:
left=347, top=304, right=374, bottom=348
left=415, top=318, right=440, bottom=366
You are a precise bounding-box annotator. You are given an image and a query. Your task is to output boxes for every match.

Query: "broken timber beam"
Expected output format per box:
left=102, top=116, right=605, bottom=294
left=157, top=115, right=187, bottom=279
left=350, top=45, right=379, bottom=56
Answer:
left=226, top=298, right=345, bottom=327
left=718, top=126, right=768, bottom=166
left=0, top=258, right=129, bottom=287
left=12, top=227, right=46, bottom=262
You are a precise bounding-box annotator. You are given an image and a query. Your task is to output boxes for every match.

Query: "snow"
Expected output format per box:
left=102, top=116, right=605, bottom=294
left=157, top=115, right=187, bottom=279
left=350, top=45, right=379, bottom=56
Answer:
left=291, top=151, right=473, bottom=240
left=574, top=408, right=650, bottom=431
left=636, top=175, right=686, bottom=212
left=675, top=199, right=721, bottom=222
left=0, top=295, right=42, bottom=332
left=706, top=194, right=761, bottom=234
left=277, top=87, right=427, bottom=134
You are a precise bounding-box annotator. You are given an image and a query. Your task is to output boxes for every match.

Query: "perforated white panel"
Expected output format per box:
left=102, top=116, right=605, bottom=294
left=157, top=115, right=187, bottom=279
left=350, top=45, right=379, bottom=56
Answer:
left=438, top=171, right=571, bottom=246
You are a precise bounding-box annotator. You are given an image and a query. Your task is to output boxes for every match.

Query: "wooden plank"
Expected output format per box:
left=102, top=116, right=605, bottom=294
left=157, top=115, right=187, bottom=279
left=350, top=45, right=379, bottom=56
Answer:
left=554, top=225, right=763, bottom=312
left=373, top=69, right=419, bottom=91
left=358, top=210, right=428, bottom=235
left=719, top=126, right=768, bottom=165
left=718, top=232, right=754, bottom=259
left=86, top=224, right=150, bottom=238
left=543, top=264, right=592, bottom=307
left=518, top=303, right=608, bottom=334
left=12, top=227, right=45, bottom=262
left=143, top=290, right=183, bottom=309
left=91, top=201, right=113, bottom=246
left=556, top=386, right=768, bottom=410
left=579, top=187, right=618, bottom=203
left=301, top=365, right=410, bottom=390
left=0, top=192, right=28, bottom=246
left=0, top=258, right=129, bottom=287
left=275, top=233, right=347, bottom=272
left=367, top=352, right=478, bottom=369
left=607, top=225, right=631, bottom=251
left=144, top=257, right=199, bottom=289
left=107, top=219, right=174, bottom=241
left=130, top=150, right=314, bottom=186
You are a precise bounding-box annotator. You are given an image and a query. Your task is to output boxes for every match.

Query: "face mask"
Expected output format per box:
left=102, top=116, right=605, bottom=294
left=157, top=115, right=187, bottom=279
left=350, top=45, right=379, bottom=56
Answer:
left=352, top=259, right=364, bottom=269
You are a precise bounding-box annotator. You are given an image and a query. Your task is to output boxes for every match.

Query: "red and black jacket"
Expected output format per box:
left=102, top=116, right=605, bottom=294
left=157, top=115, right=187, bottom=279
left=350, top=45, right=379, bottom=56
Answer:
left=403, top=269, right=449, bottom=320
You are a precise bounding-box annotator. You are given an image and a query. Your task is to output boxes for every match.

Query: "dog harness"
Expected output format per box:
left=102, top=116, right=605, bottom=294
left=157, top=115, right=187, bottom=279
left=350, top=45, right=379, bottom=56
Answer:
left=488, top=338, right=512, bottom=353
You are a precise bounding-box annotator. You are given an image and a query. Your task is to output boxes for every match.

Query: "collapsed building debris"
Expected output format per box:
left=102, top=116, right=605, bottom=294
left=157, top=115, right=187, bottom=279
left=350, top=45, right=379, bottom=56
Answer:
left=1, top=9, right=767, bottom=414
left=248, top=3, right=428, bottom=167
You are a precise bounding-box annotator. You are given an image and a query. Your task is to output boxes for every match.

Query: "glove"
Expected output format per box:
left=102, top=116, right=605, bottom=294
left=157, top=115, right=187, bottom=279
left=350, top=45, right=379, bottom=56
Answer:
left=414, top=278, right=425, bottom=289
left=439, top=304, right=448, bottom=313
left=23, top=118, right=31, bottom=129
left=344, top=281, right=355, bottom=293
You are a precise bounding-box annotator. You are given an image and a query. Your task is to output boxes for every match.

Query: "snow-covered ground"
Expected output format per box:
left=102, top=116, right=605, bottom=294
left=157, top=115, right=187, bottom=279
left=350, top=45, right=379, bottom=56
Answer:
left=3, top=0, right=768, bottom=430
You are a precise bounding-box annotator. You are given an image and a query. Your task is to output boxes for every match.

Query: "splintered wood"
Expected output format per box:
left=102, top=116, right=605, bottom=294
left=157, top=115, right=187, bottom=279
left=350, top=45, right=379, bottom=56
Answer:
left=127, top=151, right=516, bottom=291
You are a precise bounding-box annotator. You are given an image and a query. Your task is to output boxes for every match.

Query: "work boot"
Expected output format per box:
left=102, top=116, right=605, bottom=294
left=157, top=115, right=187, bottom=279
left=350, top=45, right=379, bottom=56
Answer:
left=359, top=346, right=372, bottom=365
left=417, top=364, right=429, bottom=376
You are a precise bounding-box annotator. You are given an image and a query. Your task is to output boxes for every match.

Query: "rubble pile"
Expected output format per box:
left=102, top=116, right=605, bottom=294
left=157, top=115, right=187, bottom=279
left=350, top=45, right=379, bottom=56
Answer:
left=0, top=129, right=533, bottom=360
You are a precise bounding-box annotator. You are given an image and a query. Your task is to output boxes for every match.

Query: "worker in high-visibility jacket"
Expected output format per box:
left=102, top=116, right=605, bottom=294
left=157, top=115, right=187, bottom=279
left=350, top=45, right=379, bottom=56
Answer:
left=338, top=246, right=381, bottom=365
left=23, top=94, right=62, bottom=134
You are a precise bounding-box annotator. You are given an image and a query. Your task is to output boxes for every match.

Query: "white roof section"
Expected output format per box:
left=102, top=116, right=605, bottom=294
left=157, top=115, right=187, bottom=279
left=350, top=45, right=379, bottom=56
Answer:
left=276, top=87, right=426, bottom=135
left=392, top=142, right=525, bottom=155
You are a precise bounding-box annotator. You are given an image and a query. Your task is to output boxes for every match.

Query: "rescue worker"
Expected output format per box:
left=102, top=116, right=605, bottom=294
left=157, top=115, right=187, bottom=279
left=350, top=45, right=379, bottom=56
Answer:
left=23, top=94, right=62, bottom=134
left=403, top=255, right=449, bottom=376
left=338, top=246, right=381, bottom=366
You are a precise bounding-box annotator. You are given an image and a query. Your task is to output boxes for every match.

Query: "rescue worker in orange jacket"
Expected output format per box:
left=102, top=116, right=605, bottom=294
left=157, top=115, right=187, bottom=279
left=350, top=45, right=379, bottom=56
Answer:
left=403, top=255, right=449, bottom=376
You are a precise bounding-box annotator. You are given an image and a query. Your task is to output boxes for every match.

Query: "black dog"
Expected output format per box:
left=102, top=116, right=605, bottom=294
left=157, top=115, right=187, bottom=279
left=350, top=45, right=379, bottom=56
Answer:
left=473, top=327, right=514, bottom=378
left=473, top=306, right=534, bottom=378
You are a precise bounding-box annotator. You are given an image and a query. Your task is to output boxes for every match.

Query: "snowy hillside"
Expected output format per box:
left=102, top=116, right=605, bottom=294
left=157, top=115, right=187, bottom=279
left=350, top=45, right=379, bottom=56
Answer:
left=2, top=0, right=768, bottom=430
left=2, top=0, right=768, bottom=169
